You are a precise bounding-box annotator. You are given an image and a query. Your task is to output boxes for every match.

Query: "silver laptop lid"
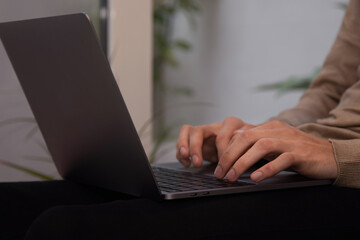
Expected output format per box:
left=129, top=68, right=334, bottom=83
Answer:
left=0, top=13, right=161, bottom=200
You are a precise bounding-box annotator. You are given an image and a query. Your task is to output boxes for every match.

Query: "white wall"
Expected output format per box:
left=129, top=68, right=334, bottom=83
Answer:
left=164, top=0, right=348, bottom=129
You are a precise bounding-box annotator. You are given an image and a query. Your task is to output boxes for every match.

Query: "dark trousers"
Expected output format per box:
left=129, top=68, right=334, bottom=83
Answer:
left=1, top=180, right=360, bottom=240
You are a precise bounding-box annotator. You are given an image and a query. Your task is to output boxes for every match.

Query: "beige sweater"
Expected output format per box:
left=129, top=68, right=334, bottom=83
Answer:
left=272, top=0, right=360, bottom=188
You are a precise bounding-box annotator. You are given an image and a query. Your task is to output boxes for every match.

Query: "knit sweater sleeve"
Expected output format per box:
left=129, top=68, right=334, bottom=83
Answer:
left=330, top=139, right=360, bottom=188
left=270, top=0, right=360, bottom=126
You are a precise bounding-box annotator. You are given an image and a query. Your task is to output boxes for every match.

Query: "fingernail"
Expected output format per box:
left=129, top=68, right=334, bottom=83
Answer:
left=252, top=171, right=263, bottom=182
left=214, top=166, right=223, bottom=178
left=192, top=155, right=199, bottom=166
left=180, top=147, right=186, bottom=157
left=225, top=169, right=236, bottom=181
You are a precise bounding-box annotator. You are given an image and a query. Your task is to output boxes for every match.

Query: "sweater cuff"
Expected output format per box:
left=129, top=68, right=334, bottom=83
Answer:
left=330, top=139, right=360, bottom=188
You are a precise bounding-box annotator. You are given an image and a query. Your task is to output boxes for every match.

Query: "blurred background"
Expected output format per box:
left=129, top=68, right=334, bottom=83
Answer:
left=0, top=0, right=347, bottom=181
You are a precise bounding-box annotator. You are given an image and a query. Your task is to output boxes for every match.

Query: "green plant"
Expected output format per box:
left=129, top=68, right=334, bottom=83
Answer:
left=153, top=0, right=200, bottom=84
left=256, top=67, right=320, bottom=95
left=0, top=158, right=53, bottom=180
left=153, top=0, right=200, bottom=139
left=0, top=117, right=55, bottom=180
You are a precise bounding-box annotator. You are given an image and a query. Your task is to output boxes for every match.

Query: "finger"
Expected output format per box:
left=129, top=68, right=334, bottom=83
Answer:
left=215, top=129, right=260, bottom=179
left=189, top=127, right=204, bottom=168
left=251, top=152, right=295, bottom=182
left=224, top=138, right=285, bottom=181
left=176, top=125, right=191, bottom=167
left=216, top=117, right=245, bottom=160
left=176, top=146, right=190, bottom=165
left=188, top=123, right=221, bottom=167
left=216, top=124, right=288, bottom=179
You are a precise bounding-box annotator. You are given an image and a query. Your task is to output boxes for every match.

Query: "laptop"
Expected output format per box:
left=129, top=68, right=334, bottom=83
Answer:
left=0, top=13, right=331, bottom=200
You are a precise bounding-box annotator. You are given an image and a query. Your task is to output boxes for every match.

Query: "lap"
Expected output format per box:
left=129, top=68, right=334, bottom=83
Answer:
left=23, top=184, right=360, bottom=240
left=0, top=180, right=131, bottom=240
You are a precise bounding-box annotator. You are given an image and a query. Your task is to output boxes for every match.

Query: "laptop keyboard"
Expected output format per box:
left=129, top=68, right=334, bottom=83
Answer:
left=152, top=166, right=253, bottom=193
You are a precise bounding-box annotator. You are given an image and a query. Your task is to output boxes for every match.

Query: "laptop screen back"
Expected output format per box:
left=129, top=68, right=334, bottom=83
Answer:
left=0, top=14, right=160, bottom=199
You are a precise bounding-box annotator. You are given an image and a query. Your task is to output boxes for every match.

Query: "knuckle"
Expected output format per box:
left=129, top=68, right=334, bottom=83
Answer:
left=282, top=152, right=295, bottom=164
left=212, top=122, right=222, bottom=129
left=272, top=120, right=284, bottom=126
left=262, top=164, right=275, bottom=175
left=179, top=125, right=192, bottom=135
left=221, top=150, right=235, bottom=164
left=267, top=120, right=283, bottom=128
left=233, top=130, right=243, bottom=137
left=234, top=159, right=246, bottom=171
left=224, top=116, right=243, bottom=126
left=222, top=150, right=232, bottom=160
left=189, top=126, right=202, bottom=135
left=240, top=130, right=252, bottom=139
left=216, top=133, right=232, bottom=146
left=224, top=116, right=237, bottom=123
left=284, top=124, right=297, bottom=133
left=232, top=129, right=249, bottom=140
left=180, top=124, right=191, bottom=131
left=216, top=133, right=225, bottom=144
left=256, top=138, right=273, bottom=151
left=215, top=137, right=223, bottom=147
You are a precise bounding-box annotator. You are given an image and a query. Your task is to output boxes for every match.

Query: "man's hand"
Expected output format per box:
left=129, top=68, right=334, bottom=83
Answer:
left=176, top=117, right=254, bottom=168
left=214, top=120, right=338, bottom=182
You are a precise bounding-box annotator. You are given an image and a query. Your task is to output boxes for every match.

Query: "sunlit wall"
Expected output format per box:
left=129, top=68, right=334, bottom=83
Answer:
left=164, top=0, right=347, bottom=129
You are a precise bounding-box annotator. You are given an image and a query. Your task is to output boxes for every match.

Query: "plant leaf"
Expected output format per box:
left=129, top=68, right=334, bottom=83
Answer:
left=0, top=117, right=36, bottom=128
left=168, top=86, right=194, bottom=96
left=336, top=2, right=348, bottom=10
left=256, top=67, right=320, bottom=95
left=172, top=40, right=192, bottom=51
left=21, top=155, right=53, bottom=163
left=24, top=125, right=40, bottom=142
left=0, top=159, right=54, bottom=180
